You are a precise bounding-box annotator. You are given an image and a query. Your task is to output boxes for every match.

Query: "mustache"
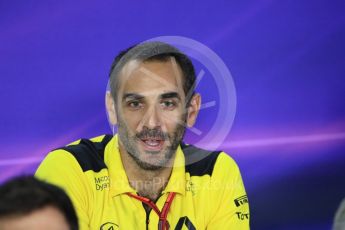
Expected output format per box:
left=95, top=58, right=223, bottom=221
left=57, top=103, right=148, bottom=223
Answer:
left=136, top=127, right=169, bottom=140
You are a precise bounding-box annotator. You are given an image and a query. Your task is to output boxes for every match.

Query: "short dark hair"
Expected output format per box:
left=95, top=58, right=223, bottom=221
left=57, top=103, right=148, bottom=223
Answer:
left=0, top=176, right=78, bottom=230
left=108, top=41, right=196, bottom=104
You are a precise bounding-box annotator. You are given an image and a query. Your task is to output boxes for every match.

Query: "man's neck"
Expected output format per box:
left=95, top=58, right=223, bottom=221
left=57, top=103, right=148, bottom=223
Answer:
left=119, top=146, right=175, bottom=201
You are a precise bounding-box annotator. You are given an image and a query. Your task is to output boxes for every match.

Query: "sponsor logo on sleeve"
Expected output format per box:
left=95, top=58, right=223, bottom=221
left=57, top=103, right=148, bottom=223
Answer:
left=234, top=195, right=248, bottom=207
left=236, top=212, right=249, bottom=220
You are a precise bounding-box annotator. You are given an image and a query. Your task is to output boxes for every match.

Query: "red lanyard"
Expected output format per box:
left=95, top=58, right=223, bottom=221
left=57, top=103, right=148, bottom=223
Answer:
left=126, top=192, right=176, bottom=230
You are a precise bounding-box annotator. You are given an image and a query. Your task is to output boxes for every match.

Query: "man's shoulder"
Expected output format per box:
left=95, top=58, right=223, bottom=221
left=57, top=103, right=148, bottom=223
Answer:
left=64, top=134, right=113, bottom=147
left=181, top=143, right=237, bottom=177
left=51, top=134, right=113, bottom=173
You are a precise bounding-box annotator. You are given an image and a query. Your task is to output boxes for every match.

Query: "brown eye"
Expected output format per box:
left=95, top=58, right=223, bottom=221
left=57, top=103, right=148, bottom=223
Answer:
left=161, top=100, right=177, bottom=110
left=127, top=101, right=143, bottom=110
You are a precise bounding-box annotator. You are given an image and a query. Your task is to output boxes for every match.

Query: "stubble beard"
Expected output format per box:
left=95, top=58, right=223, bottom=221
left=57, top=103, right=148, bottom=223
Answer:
left=117, top=117, right=186, bottom=171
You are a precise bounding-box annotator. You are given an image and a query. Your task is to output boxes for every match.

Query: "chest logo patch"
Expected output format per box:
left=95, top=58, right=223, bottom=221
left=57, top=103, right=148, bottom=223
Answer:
left=175, top=216, right=196, bottom=230
left=95, top=176, right=110, bottom=191
left=100, top=222, right=119, bottom=230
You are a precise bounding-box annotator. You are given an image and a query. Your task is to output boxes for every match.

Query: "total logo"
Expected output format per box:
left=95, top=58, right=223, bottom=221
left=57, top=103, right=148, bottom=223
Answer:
left=236, top=212, right=249, bottom=220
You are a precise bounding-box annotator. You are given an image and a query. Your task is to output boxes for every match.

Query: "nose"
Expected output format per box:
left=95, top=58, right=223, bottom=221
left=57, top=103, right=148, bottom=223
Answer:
left=147, top=105, right=161, bottom=129
left=138, top=105, right=161, bottom=131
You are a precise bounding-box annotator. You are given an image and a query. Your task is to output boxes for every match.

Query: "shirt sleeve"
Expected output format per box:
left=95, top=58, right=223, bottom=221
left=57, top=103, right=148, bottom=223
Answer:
left=35, top=150, right=91, bottom=230
left=206, top=153, right=250, bottom=230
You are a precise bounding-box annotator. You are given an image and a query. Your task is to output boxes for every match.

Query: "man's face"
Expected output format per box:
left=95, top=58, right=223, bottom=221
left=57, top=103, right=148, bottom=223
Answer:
left=115, top=59, right=188, bottom=170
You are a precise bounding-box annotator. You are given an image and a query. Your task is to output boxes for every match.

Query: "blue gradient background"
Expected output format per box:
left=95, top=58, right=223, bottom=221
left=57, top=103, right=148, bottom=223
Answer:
left=1, top=1, right=345, bottom=229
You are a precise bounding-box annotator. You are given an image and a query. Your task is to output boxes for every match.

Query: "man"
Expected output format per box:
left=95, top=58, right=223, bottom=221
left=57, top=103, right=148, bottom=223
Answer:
left=36, top=41, right=250, bottom=229
left=0, top=176, right=78, bottom=230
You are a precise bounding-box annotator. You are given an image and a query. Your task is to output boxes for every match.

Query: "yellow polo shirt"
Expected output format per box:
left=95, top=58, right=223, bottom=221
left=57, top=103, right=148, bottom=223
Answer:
left=35, top=135, right=250, bottom=229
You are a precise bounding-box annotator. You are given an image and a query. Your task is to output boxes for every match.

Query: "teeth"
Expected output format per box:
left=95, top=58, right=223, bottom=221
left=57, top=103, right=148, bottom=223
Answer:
left=144, top=140, right=160, bottom=146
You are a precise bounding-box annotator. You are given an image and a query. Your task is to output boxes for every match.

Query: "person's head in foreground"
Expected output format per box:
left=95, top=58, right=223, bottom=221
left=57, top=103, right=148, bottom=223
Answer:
left=0, top=176, right=78, bottom=230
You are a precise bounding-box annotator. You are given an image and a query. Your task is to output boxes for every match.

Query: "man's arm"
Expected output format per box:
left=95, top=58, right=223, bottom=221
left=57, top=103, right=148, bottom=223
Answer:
left=35, top=150, right=91, bottom=230
left=206, top=153, right=250, bottom=229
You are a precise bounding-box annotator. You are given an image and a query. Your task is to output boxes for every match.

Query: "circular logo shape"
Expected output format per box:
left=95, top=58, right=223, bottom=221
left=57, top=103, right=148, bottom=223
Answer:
left=105, top=36, right=237, bottom=166
left=145, top=36, right=237, bottom=150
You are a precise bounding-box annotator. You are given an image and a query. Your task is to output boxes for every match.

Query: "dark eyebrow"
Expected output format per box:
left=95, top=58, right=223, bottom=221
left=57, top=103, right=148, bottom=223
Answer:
left=160, top=92, right=181, bottom=100
left=122, top=93, right=144, bottom=101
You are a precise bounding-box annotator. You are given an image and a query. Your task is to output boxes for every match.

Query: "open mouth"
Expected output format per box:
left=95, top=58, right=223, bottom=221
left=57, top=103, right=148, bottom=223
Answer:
left=139, top=138, right=164, bottom=151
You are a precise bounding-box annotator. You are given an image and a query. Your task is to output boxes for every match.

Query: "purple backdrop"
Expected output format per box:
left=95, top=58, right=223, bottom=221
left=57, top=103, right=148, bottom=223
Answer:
left=1, top=1, right=345, bottom=229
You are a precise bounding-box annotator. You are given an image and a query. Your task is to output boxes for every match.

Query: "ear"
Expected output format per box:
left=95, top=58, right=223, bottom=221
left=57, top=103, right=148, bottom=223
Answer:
left=186, top=93, right=201, bottom=127
left=105, top=92, right=117, bottom=125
